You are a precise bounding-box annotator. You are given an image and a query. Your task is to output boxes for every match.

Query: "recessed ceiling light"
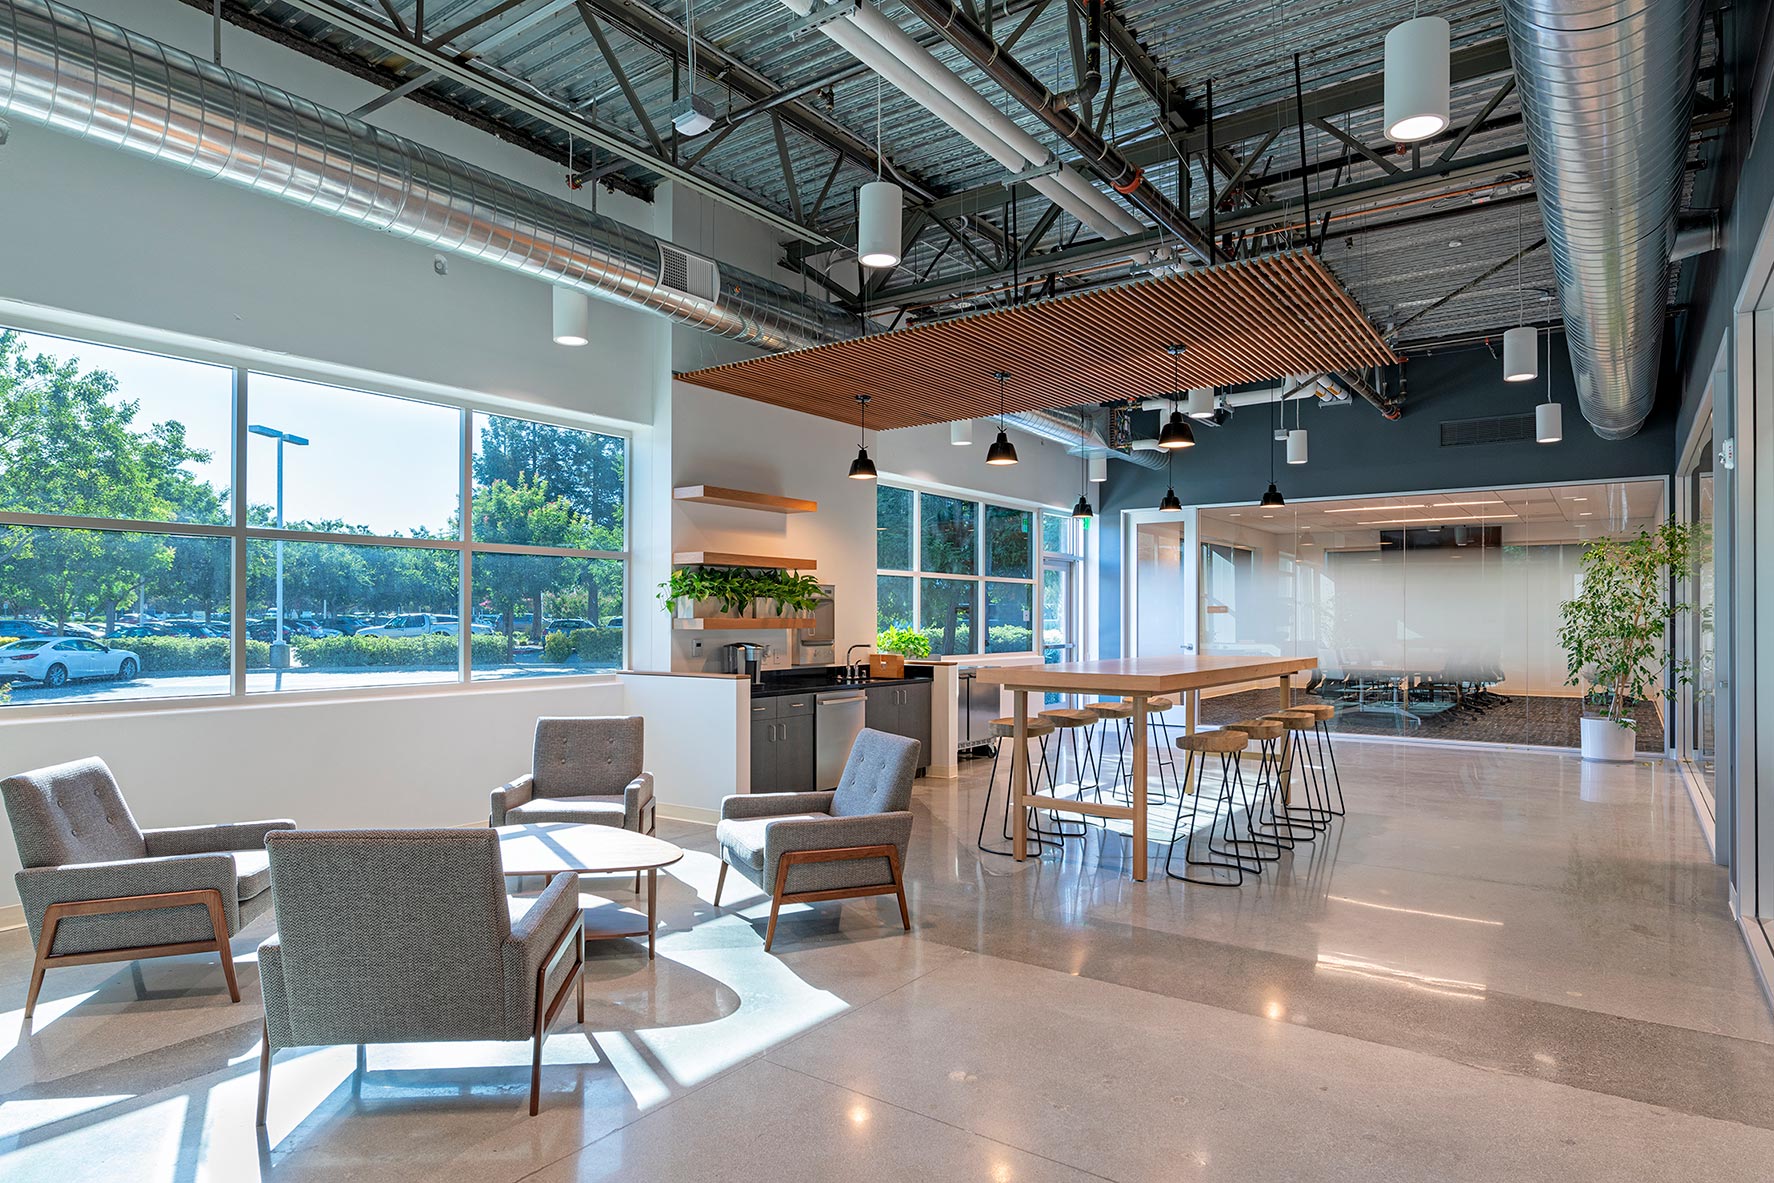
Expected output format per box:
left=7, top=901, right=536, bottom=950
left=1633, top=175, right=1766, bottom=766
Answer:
left=1447, top=239, right=1463, bottom=248
left=1579, top=511, right=1593, bottom=517
left=1570, top=497, right=1587, bottom=502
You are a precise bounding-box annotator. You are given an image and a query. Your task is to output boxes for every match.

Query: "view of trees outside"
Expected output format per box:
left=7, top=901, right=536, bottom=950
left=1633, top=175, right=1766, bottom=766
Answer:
left=0, top=328, right=626, bottom=707
left=876, top=487, right=1039, bottom=656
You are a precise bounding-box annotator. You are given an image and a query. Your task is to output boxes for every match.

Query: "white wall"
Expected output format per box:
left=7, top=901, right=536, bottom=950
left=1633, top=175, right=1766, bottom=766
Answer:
left=665, top=381, right=1083, bottom=672
left=0, top=0, right=669, bottom=425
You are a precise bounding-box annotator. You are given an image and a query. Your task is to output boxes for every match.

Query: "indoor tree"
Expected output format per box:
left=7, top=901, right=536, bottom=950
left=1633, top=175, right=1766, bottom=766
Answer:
left=1558, top=521, right=1702, bottom=728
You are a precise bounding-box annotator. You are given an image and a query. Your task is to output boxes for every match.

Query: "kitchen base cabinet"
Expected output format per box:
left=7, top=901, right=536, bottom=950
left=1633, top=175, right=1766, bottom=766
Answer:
left=864, top=680, right=933, bottom=773
left=749, top=694, right=815, bottom=792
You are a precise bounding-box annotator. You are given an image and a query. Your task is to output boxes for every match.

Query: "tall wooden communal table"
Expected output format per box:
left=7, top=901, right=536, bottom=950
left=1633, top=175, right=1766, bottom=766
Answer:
left=975, top=656, right=1319, bottom=881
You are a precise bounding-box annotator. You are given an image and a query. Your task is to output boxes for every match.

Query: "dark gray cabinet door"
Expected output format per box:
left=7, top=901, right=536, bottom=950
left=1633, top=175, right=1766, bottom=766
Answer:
left=865, top=684, right=897, bottom=734
left=899, top=680, right=933, bottom=769
left=750, top=715, right=779, bottom=791
left=777, top=713, right=816, bottom=793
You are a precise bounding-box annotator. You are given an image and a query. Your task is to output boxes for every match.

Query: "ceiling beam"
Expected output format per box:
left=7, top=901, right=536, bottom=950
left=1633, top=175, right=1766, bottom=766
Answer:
left=271, top=0, right=836, bottom=246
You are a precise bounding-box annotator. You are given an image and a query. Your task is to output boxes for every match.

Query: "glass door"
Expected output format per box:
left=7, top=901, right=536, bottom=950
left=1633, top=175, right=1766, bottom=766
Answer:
left=1682, top=413, right=1717, bottom=809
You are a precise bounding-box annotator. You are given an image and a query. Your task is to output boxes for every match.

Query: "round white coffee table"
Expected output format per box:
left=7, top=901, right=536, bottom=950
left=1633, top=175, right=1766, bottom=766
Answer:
left=495, top=823, right=684, bottom=960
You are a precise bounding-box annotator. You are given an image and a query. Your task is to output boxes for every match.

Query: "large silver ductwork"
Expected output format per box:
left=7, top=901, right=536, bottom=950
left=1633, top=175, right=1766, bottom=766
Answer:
left=0, top=0, right=855, bottom=352
left=1003, top=409, right=1166, bottom=469
left=1503, top=0, right=1704, bottom=439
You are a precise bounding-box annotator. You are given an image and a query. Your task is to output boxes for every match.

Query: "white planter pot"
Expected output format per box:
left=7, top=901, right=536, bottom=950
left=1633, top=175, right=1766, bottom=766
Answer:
left=673, top=597, right=697, bottom=620
left=1580, top=714, right=1637, bottom=763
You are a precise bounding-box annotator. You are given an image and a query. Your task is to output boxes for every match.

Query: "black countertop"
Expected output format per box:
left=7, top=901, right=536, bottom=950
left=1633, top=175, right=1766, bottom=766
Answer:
left=750, top=669, right=934, bottom=699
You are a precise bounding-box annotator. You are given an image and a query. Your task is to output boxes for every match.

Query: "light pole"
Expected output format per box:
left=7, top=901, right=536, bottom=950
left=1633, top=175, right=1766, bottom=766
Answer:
left=248, top=425, right=309, bottom=668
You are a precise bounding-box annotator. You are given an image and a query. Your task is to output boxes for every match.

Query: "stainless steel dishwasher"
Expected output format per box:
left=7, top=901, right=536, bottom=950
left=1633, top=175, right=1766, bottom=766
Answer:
left=815, top=688, right=869, bottom=788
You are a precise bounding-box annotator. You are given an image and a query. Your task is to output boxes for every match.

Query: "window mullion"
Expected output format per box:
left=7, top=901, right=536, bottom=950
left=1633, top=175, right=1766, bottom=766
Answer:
left=230, top=368, right=249, bottom=698
left=459, top=407, right=472, bottom=684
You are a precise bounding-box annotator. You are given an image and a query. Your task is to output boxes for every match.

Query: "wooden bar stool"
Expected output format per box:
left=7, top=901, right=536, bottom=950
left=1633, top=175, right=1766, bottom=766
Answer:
left=980, top=717, right=1072, bottom=856
left=1265, top=710, right=1333, bottom=830
left=1292, top=702, right=1346, bottom=816
left=1219, top=719, right=1296, bottom=856
left=1166, top=729, right=1254, bottom=886
left=1038, top=708, right=1102, bottom=803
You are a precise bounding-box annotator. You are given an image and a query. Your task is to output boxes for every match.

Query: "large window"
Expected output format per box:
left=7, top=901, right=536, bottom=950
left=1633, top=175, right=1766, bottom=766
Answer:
left=0, top=325, right=628, bottom=710
left=875, top=485, right=1045, bottom=656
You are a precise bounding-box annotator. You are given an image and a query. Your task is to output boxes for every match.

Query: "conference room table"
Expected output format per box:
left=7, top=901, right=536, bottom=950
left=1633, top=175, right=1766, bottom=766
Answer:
left=976, top=656, right=1319, bottom=881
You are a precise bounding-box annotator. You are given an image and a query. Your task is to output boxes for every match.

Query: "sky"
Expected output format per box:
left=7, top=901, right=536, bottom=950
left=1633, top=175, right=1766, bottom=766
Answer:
left=14, top=328, right=462, bottom=536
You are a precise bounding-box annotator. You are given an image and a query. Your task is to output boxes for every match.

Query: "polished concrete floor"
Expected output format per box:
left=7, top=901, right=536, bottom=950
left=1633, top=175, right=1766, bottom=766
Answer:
left=1, top=739, right=1770, bottom=1181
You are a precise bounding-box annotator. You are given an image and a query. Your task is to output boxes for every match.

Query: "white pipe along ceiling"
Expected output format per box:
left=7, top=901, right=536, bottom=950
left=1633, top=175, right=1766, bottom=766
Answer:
left=777, top=0, right=1145, bottom=245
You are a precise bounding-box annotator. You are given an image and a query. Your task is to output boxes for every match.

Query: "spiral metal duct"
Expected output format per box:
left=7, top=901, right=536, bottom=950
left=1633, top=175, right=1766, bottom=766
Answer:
left=1502, top=0, right=1703, bottom=439
left=0, top=0, right=856, bottom=352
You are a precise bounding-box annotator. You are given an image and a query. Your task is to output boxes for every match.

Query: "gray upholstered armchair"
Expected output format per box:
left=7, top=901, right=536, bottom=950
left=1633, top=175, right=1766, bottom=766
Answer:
left=1, top=757, right=294, bottom=1021
left=714, top=729, right=918, bottom=951
left=491, top=716, right=655, bottom=837
left=256, top=829, right=585, bottom=1124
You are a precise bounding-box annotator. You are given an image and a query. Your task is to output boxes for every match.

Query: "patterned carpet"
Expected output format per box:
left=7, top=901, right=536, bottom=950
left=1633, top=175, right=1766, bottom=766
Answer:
left=1193, top=689, right=1667, bottom=752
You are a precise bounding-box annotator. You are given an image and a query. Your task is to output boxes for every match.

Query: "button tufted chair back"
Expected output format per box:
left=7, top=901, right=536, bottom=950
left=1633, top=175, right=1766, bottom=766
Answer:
left=1, top=757, right=148, bottom=868
left=532, top=716, right=644, bottom=799
left=830, top=729, right=919, bottom=817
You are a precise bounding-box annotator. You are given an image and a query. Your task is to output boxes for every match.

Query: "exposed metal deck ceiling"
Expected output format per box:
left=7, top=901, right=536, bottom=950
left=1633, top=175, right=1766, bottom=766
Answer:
left=192, top=0, right=1722, bottom=354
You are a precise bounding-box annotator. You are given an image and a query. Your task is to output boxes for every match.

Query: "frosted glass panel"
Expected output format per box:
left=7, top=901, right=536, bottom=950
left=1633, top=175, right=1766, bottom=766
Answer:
left=1193, top=482, right=1667, bottom=749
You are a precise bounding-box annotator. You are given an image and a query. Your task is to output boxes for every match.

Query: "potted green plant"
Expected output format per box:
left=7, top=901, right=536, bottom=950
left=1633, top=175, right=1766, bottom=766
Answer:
left=876, top=625, right=932, bottom=659
left=770, top=571, right=824, bottom=616
left=1557, top=521, right=1700, bottom=762
left=657, top=567, right=714, bottom=619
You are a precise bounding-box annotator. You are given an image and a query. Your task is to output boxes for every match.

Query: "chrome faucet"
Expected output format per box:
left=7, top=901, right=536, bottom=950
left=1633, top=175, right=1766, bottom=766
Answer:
left=845, top=643, right=872, bottom=681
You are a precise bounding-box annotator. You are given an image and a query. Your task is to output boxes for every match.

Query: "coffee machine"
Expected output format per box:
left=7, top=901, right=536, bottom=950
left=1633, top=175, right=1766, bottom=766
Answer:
left=721, top=642, right=766, bottom=685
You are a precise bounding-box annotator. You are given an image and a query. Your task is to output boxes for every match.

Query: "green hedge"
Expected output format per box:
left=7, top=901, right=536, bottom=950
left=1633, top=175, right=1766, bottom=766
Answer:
left=986, top=624, right=1034, bottom=652
left=123, top=636, right=272, bottom=672
left=290, top=633, right=511, bottom=668
left=542, top=627, right=623, bottom=665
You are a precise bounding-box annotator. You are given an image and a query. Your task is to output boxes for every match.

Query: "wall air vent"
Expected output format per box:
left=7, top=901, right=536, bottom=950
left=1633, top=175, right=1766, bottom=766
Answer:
left=658, top=245, right=720, bottom=303
left=1439, top=413, right=1536, bottom=447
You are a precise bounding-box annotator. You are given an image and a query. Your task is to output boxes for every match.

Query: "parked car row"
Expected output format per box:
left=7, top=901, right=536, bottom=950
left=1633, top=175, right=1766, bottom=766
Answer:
left=0, top=637, right=139, bottom=687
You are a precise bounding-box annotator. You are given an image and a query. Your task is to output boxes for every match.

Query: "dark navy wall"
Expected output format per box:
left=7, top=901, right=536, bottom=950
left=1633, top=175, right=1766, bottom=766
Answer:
left=1673, top=3, right=1774, bottom=451
left=1095, top=336, right=1676, bottom=656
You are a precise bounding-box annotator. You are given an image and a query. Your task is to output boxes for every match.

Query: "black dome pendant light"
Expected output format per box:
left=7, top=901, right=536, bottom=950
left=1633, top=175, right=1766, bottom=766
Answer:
left=986, top=370, right=1019, bottom=465
left=1158, top=344, right=1196, bottom=449
left=1159, top=447, right=1183, bottom=512
left=1258, top=392, right=1285, bottom=506
left=1072, top=434, right=1094, bottom=519
left=848, top=394, right=878, bottom=479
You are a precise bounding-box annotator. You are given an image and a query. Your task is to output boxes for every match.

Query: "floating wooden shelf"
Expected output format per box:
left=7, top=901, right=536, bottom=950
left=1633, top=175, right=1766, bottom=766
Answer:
left=672, top=617, right=818, bottom=631
left=673, top=485, right=818, bottom=514
left=672, top=550, right=816, bottom=569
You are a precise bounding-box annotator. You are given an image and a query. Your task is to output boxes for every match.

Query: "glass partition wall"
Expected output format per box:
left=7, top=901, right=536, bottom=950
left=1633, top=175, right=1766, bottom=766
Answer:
left=1133, top=482, right=1669, bottom=750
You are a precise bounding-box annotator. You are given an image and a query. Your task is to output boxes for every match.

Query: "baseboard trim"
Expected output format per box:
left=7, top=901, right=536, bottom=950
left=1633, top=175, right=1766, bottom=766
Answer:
left=656, top=803, right=716, bottom=826
left=0, top=903, right=24, bottom=933
left=1738, top=913, right=1774, bottom=1019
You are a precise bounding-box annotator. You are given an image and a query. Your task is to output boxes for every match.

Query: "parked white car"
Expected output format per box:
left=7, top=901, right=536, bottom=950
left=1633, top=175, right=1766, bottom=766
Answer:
left=356, top=613, right=490, bottom=638
left=0, top=637, right=140, bottom=687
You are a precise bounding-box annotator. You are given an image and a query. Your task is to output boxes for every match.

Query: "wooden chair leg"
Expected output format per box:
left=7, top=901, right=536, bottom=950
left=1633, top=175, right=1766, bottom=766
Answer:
left=764, top=855, right=793, bottom=952
left=713, top=857, right=728, bottom=906
left=22, top=910, right=60, bottom=1021
left=529, top=1020, right=544, bottom=1117
left=889, top=848, right=911, bottom=932
left=256, top=1019, right=272, bottom=1127
left=202, top=891, right=241, bottom=1004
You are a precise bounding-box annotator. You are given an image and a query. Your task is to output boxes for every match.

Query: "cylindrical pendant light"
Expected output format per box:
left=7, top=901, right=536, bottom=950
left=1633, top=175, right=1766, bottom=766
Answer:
left=551, top=285, right=590, bottom=346
left=1383, top=15, right=1450, bottom=143
left=857, top=180, right=904, bottom=268
left=1185, top=387, right=1216, bottom=419
left=1503, top=325, right=1538, bottom=382
left=950, top=419, right=974, bottom=446
left=1536, top=329, right=1562, bottom=443
left=1088, top=455, right=1108, bottom=483
left=848, top=394, right=878, bottom=479
left=1286, top=428, right=1309, bottom=465
left=857, top=77, right=903, bottom=269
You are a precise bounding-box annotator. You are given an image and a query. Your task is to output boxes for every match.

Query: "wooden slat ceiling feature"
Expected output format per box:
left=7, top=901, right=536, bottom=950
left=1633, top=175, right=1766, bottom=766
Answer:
left=679, top=250, right=1400, bottom=430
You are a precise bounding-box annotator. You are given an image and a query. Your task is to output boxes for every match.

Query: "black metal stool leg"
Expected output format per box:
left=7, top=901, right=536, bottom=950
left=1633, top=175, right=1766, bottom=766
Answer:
left=1314, top=720, right=1347, bottom=816
left=1166, top=749, right=1246, bottom=885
